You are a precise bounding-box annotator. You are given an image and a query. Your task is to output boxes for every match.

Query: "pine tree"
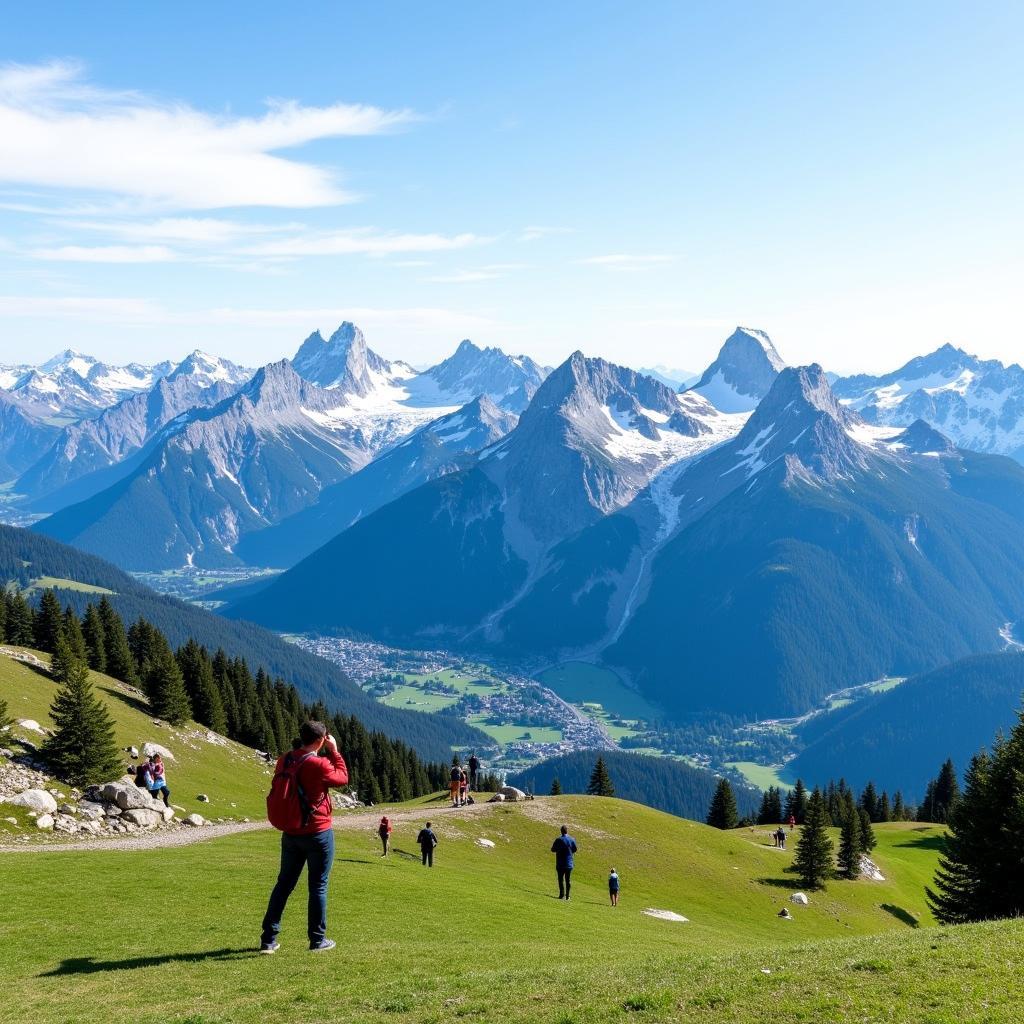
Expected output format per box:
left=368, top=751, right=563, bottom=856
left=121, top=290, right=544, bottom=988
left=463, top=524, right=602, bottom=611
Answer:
left=97, top=598, right=136, bottom=684
left=41, top=640, right=121, bottom=786
left=706, top=777, right=739, bottom=829
left=878, top=791, right=892, bottom=822
left=859, top=781, right=879, bottom=822
left=933, top=759, right=961, bottom=823
left=4, top=592, right=35, bottom=646
left=176, top=640, right=227, bottom=734
left=0, top=592, right=6, bottom=643
left=550, top=777, right=563, bottom=796
left=892, top=791, right=906, bottom=821
left=145, top=642, right=193, bottom=726
left=34, top=589, right=64, bottom=653
left=757, top=785, right=783, bottom=824
left=837, top=810, right=863, bottom=879
left=62, top=608, right=89, bottom=664
left=793, top=788, right=835, bottom=890
left=857, top=807, right=877, bottom=853
left=789, top=778, right=809, bottom=823
left=587, top=756, right=615, bottom=797
left=81, top=604, right=108, bottom=673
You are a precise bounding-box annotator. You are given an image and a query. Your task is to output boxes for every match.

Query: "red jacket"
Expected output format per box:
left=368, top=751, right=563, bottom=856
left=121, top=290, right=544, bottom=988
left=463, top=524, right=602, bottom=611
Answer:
left=277, top=748, right=349, bottom=835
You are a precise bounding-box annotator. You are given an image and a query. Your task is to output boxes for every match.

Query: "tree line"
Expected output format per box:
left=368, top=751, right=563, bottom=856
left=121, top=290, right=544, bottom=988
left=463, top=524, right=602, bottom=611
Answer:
left=5, top=588, right=460, bottom=799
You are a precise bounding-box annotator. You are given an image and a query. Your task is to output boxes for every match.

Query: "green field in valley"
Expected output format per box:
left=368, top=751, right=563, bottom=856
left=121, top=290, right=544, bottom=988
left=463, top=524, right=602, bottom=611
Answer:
left=536, top=662, right=660, bottom=720
left=20, top=576, right=116, bottom=596
left=2, top=793, right=1019, bottom=1024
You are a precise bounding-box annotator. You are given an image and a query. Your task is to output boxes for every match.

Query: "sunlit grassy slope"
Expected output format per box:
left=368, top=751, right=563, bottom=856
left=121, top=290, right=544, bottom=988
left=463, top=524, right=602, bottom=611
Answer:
left=0, top=649, right=273, bottom=828
left=3, top=793, right=1011, bottom=1024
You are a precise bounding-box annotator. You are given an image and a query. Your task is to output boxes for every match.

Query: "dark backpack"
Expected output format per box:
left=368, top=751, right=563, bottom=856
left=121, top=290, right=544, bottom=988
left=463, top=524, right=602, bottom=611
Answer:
left=450, top=767, right=462, bottom=782
left=134, top=763, right=151, bottom=788
left=267, top=752, right=318, bottom=832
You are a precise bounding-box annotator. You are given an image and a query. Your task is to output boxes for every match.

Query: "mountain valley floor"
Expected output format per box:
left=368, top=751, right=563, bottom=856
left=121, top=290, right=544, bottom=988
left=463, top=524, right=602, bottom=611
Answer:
left=2, top=796, right=1021, bottom=1024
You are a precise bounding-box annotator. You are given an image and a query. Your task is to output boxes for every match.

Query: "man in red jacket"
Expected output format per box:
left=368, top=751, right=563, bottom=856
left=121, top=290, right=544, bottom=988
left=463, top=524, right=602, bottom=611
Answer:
left=260, top=720, right=349, bottom=953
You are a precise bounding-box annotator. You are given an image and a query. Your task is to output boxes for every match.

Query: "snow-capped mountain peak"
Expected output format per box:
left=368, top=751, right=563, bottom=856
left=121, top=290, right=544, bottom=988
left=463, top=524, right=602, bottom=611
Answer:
left=684, top=326, right=787, bottom=413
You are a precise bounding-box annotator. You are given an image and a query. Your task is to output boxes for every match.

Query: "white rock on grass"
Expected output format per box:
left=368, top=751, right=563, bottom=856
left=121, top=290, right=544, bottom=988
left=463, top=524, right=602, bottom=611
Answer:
left=790, top=892, right=810, bottom=905
left=141, top=742, right=175, bottom=762
left=16, top=719, right=45, bottom=735
left=123, top=808, right=163, bottom=828
left=475, top=838, right=495, bottom=848
left=7, top=789, right=58, bottom=814
left=498, top=786, right=526, bottom=802
left=183, top=813, right=206, bottom=827
left=643, top=908, right=688, bottom=923
left=35, top=814, right=54, bottom=830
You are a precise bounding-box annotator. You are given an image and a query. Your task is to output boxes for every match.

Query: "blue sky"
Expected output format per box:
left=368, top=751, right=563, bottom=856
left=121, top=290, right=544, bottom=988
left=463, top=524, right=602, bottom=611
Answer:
left=1, top=2, right=1022, bottom=374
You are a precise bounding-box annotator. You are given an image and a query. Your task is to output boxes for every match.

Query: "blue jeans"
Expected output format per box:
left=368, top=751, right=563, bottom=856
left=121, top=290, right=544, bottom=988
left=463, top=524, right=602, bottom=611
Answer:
left=261, top=829, right=335, bottom=946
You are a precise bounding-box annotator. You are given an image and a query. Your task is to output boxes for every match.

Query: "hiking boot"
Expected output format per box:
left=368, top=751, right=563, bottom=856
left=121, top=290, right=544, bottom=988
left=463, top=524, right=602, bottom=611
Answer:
left=309, top=938, right=336, bottom=952
left=259, top=940, right=279, bottom=955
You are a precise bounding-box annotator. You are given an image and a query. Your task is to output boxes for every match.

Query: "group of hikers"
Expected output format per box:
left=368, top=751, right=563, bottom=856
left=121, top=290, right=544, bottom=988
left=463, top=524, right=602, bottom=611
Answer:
left=770, top=815, right=797, bottom=848
left=448, top=753, right=480, bottom=807
left=132, top=751, right=172, bottom=807
left=259, top=720, right=618, bottom=955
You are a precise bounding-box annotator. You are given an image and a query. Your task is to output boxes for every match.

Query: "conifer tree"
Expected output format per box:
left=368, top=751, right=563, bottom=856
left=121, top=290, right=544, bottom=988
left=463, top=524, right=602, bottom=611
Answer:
left=145, top=642, right=193, bottom=726
left=878, top=791, right=892, bottom=822
left=892, top=791, right=906, bottom=821
left=34, top=589, right=64, bottom=653
left=41, top=639, right=121, bottom=786
left=4, top=592, right=35, bottom=646
left=550, top=777, right=563, bottom=796
left=176, top=640, right=227, bottom=734
left=837, top=810, right=863, bottom=879
left=859, top=781, right=879, bottom=822
left=758, top=785, right=783, bottom=824
left=97, top=597, right=136, bottom=685
left=706, top=777, right=739, bottom=829
left=793, top=788, right=835, bottom=890
left=857, top=807, right=877, bottom=853
left=0, top=592, right=6, bottom=643
left=587, top=756, right=615, bottom=796
left=789, top=778, right=809, bottom=823
left=933, top=758, right=961, bottom=823
left=62, top=607, right=89, bottom=664
left=81, top=604, right=108, bottom=673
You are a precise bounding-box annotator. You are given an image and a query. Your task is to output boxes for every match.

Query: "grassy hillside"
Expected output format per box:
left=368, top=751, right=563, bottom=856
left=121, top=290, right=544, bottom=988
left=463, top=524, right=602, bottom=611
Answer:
left=0, top=794, right=996, bottom=1024
left=0, top=650, right=273, bottom=829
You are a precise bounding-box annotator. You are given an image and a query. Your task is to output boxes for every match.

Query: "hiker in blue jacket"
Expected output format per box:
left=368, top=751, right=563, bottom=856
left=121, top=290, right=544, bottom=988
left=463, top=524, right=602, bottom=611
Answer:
left=551, top=824, right=578, bottom=900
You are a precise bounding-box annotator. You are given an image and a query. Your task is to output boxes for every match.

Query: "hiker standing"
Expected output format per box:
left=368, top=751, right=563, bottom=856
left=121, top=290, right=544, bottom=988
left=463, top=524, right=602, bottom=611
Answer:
left=778, top=827, right=786, bottom=850
left=148, top=753, right=171, bottom=807
left=417, top=822, right=438, bottom=867
left=260, top=721, right=349, bottom=954
left=608, top=868, right=620, bottom=907
left=449, top=764, right=462, bottom=807
left=468, top=753, right=480, bottom=792
left=459, top=767, right=469, bottom=807
left=378, top=815, right=393, bottom=857
left=551, top=824, right=578, bottom=901
left=788, top=814, right=796, bottom=831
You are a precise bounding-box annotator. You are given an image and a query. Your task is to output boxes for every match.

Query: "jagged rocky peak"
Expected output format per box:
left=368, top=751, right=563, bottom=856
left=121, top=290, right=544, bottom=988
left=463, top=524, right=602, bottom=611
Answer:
left=894, top=419, right=957, bottom=455
left=291, top=321, right=391, bottom=393
left=686, top=326, right=786, bottom=412
left=425, top=338, right=549, bottom=412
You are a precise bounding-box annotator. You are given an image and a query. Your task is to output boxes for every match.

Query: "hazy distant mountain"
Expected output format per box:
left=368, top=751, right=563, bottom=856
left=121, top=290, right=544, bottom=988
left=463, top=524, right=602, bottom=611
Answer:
left=0, top=349, right=172, bottom=423
left=833, top=344, right=1024, bottom=462
left=18, top=351, right=251, bottom=509
left=237, top=394, right=518, bottom=567
left=0, top=389, right=60, bottom=480
left=684, top=327, right=786, bottom=412
left=638, top=365, right=698, bottom=388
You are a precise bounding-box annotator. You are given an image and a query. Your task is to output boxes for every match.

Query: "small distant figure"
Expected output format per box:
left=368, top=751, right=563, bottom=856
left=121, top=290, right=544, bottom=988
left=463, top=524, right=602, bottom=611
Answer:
left=788, top=814, right=796, bottom=831
left=468, top=752, right=480, bottom=791
left=459, top=767, right=469, bottom=806
left=449, top=764, right=462, bottom=807
left=608, top=868, right=620, bottom=907
left=551, top=824, right=578, bottom=901
left=777, top=827, right=786, bottom=850
left=148, top=753, right=171, bottom=807
left=378, top=815, right=392, bottom=857
left=417, top=822, right=438, bottom=867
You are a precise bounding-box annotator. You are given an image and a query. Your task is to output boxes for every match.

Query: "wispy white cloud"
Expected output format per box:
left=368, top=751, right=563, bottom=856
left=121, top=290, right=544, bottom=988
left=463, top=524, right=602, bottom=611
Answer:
left=32, top=244, right=178, bottom=263
left=65, top=216, right=302, bottom=244
left=239, top=228, right=485, bottom=259
left=427, top=262, right=526, bottom=283
left=519, top=225, right=572, bottom=242
left=0, top=60, right=413, bottom=211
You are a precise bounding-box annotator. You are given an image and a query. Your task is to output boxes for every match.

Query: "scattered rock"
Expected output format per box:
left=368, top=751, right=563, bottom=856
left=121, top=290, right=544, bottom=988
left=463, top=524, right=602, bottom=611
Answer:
left=197, top=794, right=209, bottom=803
left=58, top=803, right=78, bottom=816
left=475, top=838, right=495, bottom=848
left=498, top=786, right=526, bottom=802
left=127, top=746, right=139, bottom=758
left=102, top=781, right=153, bottom=811
left=16, top=719, right=45, bottom=735
left=141, top=742, right=175, bottom=762
left=778, top=908, right=793, bottom=920
left=643, top=908, right=688, bottom=923
left=77, top=803, right=105, bottom=821
left=6, top=788, right=58, bottom=815
left=860, top=856, right=886, bottom=881
left=790, top=892, right=809, bottom=906
left=488, top=793, right=505, bottom=803
left=35, top=814, right=54, bottom=830
left=53, top=815, right=78, bottom=834
left=183, top=813, right=206, bottom=827
left=3, top=816, right=18, bottom=826
left=123, top=808, right=163, bottom=828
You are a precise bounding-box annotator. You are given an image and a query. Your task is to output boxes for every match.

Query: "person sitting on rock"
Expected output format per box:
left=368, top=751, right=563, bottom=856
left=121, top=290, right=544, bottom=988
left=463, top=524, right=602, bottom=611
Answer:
left=147, top=753, right=171, bottom=807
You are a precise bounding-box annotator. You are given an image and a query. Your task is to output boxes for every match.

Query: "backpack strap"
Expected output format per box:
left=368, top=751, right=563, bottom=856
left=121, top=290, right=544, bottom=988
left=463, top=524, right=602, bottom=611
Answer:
left=284, top=751, right=320, bottom=828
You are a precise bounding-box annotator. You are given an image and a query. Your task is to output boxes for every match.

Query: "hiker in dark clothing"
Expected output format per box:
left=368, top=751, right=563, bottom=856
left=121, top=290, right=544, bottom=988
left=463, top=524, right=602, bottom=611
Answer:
left=468, top=753, right=480, bottom=791
left=551, top=824, right=578, bottom=900
left=417, top=822, right=438, bottom=866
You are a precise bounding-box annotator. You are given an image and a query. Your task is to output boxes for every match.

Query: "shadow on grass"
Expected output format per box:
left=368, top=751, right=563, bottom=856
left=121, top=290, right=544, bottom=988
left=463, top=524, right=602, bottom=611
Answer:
left=881, top=904, right=920, bottom=928
left=40, top=948, right=255, bottom=976
left=893, top=834, right=946, bottom=852
left=97, top=683, right=150, bottom=717
left=390, top=846, right=425, bottom=862
left=756, top=876, right=804, bottom=890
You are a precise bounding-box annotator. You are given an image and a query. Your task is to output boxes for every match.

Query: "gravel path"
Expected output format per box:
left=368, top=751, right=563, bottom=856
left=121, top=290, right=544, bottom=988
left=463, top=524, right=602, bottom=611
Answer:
left=0, top=799, right=501, bottom=855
